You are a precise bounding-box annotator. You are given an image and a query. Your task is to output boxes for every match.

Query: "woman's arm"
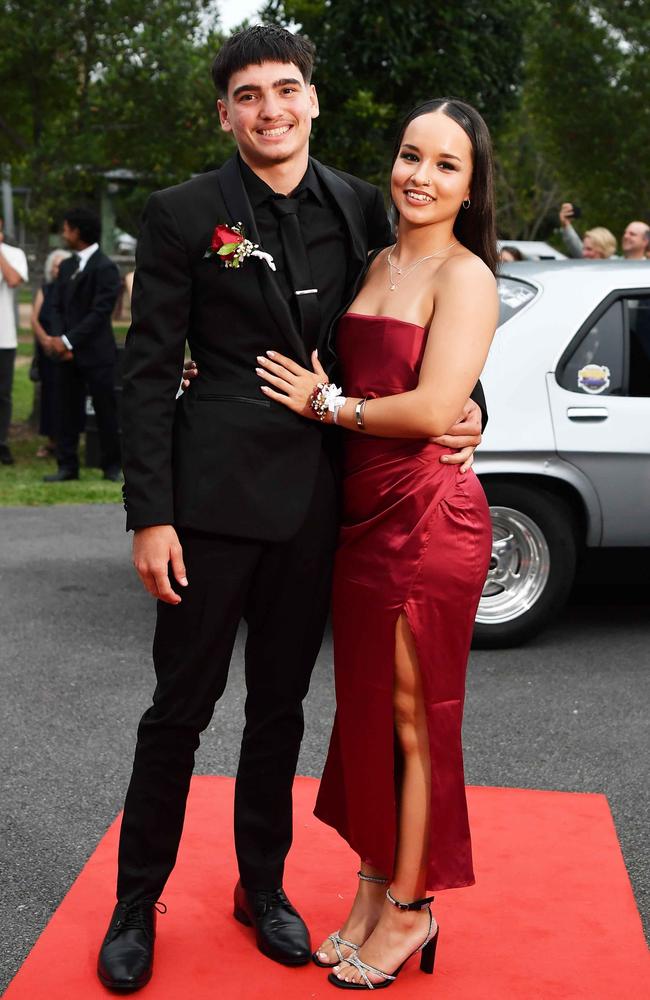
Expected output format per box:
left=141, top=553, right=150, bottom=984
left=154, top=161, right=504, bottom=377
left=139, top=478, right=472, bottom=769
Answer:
left=340, top=257, right=497, bottom=437
left=257, top=255, right=498, bottom=439
left=30, top=288, right=50, bottom=351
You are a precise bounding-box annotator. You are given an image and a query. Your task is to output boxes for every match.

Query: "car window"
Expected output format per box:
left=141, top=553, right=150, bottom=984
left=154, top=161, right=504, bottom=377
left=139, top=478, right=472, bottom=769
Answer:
left=628, top=298, right=650, bottom=396
left=497, top=277, right=538, bottom=327
left=557, top=295, right=650, bottom=398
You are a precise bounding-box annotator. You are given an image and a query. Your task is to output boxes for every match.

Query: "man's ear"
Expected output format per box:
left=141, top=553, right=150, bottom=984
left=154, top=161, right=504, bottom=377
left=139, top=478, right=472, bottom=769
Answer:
left=309, top=84, right=320, bottom=121
left=217, top=98, right=232, bottom=133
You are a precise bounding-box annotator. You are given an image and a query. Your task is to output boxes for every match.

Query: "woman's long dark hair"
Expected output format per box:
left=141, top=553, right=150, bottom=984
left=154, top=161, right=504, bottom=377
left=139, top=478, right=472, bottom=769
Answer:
left=391, top=98, right=498, bottom=275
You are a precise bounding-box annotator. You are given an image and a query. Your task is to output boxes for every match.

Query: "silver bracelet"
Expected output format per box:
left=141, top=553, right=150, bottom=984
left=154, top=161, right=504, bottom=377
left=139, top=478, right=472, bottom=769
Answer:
left=354, top=397, right=368, bottom=430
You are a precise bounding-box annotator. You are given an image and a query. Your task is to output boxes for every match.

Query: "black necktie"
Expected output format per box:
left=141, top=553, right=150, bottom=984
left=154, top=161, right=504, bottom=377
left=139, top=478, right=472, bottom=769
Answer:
left=270, top=195, right=321, bottom=353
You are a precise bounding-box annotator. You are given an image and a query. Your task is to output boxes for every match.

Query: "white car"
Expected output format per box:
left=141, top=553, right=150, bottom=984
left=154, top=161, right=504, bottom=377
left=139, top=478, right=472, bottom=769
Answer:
left=474, top=259, right=650, bottom=646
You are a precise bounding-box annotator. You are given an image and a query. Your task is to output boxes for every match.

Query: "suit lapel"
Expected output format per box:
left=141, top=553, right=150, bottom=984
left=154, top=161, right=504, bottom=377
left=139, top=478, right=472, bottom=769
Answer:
left=216, top=157, right=308, bottom=365
left=61, top=256, right=80, bottom=307
left=311, top=159, right=367, bottom=280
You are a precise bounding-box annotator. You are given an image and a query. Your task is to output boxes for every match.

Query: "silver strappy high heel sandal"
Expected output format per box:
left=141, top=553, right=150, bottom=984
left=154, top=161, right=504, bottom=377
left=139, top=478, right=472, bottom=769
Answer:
left=327, top=888, right=439, bottom=990
left=312, top=871, right=389, bottom=968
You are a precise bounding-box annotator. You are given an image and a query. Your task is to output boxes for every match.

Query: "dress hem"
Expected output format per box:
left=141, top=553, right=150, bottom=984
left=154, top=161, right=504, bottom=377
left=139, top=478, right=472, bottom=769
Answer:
left=313, top=806, right=476, bottom=893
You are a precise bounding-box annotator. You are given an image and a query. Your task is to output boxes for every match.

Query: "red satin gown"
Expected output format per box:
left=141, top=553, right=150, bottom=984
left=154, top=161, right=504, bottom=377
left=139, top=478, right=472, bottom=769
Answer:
left=314, top=313, right=492, bottom=891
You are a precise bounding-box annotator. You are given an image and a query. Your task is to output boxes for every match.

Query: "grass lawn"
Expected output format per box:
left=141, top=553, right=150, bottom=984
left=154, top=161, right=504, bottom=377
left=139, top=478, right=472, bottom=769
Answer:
left=1, top=342, right=123, bottom=507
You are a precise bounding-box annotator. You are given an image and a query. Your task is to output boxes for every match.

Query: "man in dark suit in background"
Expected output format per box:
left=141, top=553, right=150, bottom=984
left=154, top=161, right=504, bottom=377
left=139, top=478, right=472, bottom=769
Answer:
left=97, top=24, right=485, bottom=992
left=46, top=207, right=121, bottom=482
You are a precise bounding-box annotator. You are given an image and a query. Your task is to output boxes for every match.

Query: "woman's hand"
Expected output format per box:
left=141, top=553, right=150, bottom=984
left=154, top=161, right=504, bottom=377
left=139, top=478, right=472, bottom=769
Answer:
left=255, top=349, right=329, bottom=419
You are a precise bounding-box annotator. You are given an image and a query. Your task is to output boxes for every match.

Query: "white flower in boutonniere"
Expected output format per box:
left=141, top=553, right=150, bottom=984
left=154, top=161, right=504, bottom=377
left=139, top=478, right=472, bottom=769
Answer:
left=204, top=222, right=276, bottom=271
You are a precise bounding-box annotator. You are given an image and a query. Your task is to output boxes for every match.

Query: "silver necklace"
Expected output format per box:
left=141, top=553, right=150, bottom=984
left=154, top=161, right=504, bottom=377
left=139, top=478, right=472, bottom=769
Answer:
left=386, top=240, right=458, bottom=290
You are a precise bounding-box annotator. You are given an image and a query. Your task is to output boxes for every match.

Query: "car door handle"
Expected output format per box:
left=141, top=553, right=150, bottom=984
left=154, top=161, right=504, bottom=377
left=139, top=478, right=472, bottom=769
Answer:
left=567, top=406, right=609, bottom=421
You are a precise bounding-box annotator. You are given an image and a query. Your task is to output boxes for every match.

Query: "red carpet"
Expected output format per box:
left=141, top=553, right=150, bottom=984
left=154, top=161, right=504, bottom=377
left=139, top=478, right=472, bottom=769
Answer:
left=5, top=777, right=648, bottom=999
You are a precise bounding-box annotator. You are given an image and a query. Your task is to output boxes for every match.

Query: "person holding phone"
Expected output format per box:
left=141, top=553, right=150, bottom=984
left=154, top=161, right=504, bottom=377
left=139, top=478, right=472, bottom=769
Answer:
left=559, top=203, right=616, bottom=258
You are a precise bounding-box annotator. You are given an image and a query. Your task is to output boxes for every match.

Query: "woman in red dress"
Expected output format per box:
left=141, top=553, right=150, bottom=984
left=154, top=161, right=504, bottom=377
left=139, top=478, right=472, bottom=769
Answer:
left=256, top=97, right=498, bottom=990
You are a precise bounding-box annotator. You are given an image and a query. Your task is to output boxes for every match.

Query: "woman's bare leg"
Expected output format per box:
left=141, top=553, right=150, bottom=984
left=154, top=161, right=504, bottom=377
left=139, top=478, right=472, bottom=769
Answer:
left=314, top=862, right=387, bottom=965
left=333, top=613, right=436, bottom=984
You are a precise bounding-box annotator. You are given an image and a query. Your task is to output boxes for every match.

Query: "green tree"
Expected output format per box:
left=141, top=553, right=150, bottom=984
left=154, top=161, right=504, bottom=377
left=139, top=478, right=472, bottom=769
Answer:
left=493, top=103, right=563, bottom=240
left=263, top=0, right=530, bottom=188
left=522, top=0, right=650, bottom=240
left=0, top=0, right=230, bottom=246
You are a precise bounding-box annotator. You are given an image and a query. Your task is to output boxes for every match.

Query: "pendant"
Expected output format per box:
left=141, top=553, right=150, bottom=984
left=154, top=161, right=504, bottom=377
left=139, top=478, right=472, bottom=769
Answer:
left=389, top=284, right=396, bottom=291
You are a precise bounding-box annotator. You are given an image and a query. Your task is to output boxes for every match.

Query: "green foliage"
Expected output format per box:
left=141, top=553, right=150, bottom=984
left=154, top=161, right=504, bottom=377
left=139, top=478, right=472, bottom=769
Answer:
left=2, top=0, right=647, bottom=250
left=520, top=0, right=650, bottom=238
left=263, top=0, right=529, bottom=187
left=2, top=358, right=124, bottom=507
left=0, top=0, right=232, bottom=239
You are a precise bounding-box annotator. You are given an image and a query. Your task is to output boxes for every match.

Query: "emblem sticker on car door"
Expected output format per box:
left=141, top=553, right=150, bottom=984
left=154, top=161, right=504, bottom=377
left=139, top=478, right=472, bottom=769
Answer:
left=577, top=364, right=611, bottom=394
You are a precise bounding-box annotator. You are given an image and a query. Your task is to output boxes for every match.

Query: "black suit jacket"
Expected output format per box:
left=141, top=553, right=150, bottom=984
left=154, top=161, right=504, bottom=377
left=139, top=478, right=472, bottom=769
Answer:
left=121, top=155, right=487, bottom=538
left=50, top=249, right=121, bottom=369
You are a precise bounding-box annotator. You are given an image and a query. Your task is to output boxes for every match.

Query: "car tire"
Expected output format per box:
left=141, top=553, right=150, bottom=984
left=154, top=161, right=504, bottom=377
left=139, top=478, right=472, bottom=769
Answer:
left=472, top=481, right=578, bottom=648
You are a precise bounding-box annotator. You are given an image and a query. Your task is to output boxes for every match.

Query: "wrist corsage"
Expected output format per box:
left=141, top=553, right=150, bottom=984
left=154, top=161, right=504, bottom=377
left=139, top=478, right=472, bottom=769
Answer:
left=309, top=382, right=347, bottom=422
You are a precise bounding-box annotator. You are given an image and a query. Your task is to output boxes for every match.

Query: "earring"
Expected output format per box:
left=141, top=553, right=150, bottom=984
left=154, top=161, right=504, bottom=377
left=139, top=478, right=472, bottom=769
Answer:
left=462, top=198, right=471, bottom=210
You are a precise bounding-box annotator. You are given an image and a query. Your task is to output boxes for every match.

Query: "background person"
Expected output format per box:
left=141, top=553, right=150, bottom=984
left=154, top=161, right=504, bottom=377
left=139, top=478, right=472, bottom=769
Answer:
left=499, top=245, right=523, bottom=262
left=31, top=249, right=74, bottom=458
left=558, top=204, right=617, bottom=258
left=45, top=207, right=122, bottom=482
left=0, top=216, right=29, bottom=466
left=580, top=226, right=617, bottom=258
left=621, top=220, right=650, bottom=260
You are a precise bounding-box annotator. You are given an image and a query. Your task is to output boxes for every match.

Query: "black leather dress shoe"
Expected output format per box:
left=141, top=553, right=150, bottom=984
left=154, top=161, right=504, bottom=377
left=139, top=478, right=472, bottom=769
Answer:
left=0, top=445, right=14, bottom=465
left=233, top=881, right=311, bottom=966
left=43, top=469, right=79, bottom=482
left=97, top=901, right=161, bottom=992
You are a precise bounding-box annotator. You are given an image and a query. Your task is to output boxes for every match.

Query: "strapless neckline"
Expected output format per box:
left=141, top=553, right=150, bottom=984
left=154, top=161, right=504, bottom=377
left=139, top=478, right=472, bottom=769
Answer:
left=344, top=311, right=425, bottom=331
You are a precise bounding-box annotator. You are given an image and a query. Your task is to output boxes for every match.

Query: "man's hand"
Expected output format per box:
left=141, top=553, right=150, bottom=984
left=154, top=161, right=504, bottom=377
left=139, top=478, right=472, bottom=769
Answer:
left=431, top=398, right=482, bottom=473
left=48, top=336, right=72, bottom=360
left=132, top=525, right=188, bottom=605
left=181, top=359, right=198, bottom=390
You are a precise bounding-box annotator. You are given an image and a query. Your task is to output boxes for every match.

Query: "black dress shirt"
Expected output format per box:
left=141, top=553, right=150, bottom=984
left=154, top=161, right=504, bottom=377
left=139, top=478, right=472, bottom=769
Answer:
left=239, top=157, right=349, bottom=345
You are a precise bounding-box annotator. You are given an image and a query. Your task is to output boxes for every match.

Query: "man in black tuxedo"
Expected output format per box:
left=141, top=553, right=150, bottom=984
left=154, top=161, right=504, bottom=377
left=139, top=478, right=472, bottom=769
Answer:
left=46, top=208, right=122, bottom=482
left=98, top=25, right=485, bottom=992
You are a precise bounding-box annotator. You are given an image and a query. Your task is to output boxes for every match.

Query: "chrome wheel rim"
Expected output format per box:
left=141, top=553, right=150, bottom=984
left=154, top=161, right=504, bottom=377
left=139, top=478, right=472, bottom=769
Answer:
left=477, top=506, right=551, bottom=625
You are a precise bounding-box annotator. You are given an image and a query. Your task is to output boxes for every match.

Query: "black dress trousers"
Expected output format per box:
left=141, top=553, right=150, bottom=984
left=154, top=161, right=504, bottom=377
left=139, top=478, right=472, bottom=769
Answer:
left=117, top=450, right=339, bottom=901
left=54, top=361, right=120, bottom=474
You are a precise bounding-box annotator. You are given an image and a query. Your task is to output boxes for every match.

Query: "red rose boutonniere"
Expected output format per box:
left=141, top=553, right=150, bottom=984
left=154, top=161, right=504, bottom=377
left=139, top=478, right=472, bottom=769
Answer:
left=204, top=221, right=276, bottom=271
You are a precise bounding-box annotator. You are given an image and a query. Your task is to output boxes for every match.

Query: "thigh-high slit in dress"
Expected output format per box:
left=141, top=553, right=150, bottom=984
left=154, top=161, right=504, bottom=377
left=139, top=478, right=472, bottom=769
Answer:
left=314, top=313, right=492, bottom=891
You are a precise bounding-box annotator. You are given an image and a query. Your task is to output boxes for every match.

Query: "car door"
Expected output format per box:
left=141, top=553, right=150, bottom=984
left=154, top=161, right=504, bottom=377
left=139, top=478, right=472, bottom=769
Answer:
left=546, top=290, right=650, bottom=545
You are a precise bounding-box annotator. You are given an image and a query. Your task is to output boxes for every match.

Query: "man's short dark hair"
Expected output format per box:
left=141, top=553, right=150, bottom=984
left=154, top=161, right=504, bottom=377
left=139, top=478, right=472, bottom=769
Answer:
left=63, top=207, right=101, bottom=245
left=211, top=24, right=315, bottom=97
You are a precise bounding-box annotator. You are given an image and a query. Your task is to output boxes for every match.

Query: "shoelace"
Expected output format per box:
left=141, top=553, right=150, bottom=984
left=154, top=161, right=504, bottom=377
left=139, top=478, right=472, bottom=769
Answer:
left=254, top=888, right=292, bottom=917
left=266, top=889, right=288, bottom=905
left=114, top=901, right=166, bottom=934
